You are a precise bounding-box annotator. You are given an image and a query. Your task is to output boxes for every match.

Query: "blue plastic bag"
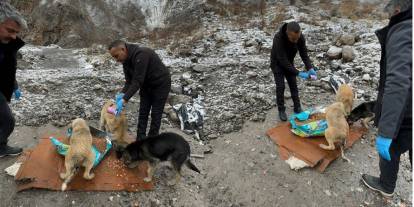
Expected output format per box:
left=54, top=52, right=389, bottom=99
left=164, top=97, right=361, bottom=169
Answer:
left=50, top=136, right=112, bottom=168
left=289, top=108, right=328, bottom=137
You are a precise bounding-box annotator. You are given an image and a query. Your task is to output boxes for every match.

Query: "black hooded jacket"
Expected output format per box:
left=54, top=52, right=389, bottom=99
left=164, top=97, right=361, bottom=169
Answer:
left=121, top=44, right=170, bottom=101
left=0, top=37, right=24, bottom=102
left=374, top=8, right=412, bottom=139
left=270, top=23, right=313, bottom=75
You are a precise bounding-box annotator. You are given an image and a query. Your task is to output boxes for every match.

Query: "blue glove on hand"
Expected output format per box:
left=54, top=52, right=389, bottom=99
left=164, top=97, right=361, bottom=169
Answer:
left=308, top=68, right=317, bottom=80
left=13, top=88, right=21, bottom=100
left=115, top=98, right=124, bottom=116
left=298, top=71, right=309, bottom=79
left=115, top=93, right=124, bottom=103
left=308, top=68, right=317, bottom=76
left=376, top=136, right=392, bottom=161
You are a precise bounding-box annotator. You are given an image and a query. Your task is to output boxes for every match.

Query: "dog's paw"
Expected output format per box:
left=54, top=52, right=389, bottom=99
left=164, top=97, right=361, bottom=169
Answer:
left=84, top=173, right=95, bottom=180
left=143, top=177, right=152, bottom=183
left=60, top=173, right=67, bottom=180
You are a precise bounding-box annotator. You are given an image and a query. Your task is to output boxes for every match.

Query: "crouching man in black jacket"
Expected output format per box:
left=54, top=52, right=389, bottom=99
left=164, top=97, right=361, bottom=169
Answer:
left=270, top=21, right=316, bottom=121
left=108, top=40, right=171, bottom=141
left=0, top=2, right=27, bottom=157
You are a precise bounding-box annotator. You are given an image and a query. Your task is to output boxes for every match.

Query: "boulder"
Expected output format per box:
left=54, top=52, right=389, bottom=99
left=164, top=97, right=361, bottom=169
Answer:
left=342, top=46, right=355, bottom=62
left=327, top=46, right=342, bottom=59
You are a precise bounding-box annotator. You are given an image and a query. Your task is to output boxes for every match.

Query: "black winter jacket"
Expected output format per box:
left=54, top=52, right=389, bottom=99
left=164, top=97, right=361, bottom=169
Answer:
left=121, top=44, right=170, bottom=101
left=0, top=37, right=24, bottom=102
left=270, top=23, right=313, bottom=75
left=374, top=8, right=412, bottom=139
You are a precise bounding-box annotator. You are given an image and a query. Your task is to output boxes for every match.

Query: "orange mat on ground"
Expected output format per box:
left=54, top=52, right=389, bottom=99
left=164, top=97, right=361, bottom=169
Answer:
left=266, top=122, right=367, bottom=172
left=15, top=137, right=154, bottom=192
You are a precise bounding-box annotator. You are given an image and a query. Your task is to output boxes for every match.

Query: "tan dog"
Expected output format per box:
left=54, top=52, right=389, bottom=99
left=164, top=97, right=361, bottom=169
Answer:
left=336, top=84, right=354, bottom=115
left=320, top=102, right=351, bottom=162
left=100, top=100, right=129, bottom=148
left=60, top=118, right=95, bottom=191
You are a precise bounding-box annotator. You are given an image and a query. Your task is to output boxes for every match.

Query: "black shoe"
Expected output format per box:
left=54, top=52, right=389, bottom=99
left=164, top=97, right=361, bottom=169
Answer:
left=279, top=111, right=287, bottom=121
left=294, top=107, right=303, bottom=114
left=361, top=174, right=394, bottom=197
left=0, top=145, right=23, bottom=158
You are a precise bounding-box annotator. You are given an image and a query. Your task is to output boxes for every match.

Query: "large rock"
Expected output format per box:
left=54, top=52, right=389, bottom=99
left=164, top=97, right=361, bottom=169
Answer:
left=362, top=74, right=371, bottom=81
left=171, top=83, right=183, bottom=94
left=342, top=46, right=355, bottom=62
left=169, top=94, right=192, bottom=106
left=327, top=46, right=342, bottom=59
left=338, top=34, right=356, bottom=46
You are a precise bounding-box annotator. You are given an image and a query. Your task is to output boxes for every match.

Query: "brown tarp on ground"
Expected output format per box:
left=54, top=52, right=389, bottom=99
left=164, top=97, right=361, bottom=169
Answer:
left=266, top=122, right=367, bottom=172
left=15, top=137, right=154, bottom=192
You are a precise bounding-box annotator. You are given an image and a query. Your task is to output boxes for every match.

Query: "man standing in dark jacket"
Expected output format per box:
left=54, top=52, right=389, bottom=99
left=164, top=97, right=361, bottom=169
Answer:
left=0, top=2, right=26, bottom=157
left=361, top=0, right=412, bottom=197
left=108, top=40, right=171, bottom=140
left=270, top=21, right=316, bottom=121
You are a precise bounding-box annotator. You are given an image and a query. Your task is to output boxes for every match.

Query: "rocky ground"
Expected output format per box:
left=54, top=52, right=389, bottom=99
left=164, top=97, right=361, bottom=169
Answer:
left=12, top=4, right=386, bottom=138
left=0, top=1, right=411, bottom=207
left=1, top=111, right=411, bottom=207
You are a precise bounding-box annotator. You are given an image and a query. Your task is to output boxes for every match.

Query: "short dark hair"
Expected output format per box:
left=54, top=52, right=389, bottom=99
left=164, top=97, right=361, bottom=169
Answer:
left=286, top=21, right=301, bottom=33
left=108, top=40, right=126, bottom=50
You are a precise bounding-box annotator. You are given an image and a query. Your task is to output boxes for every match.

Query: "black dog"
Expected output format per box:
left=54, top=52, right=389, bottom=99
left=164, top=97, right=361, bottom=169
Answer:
left=118, top=132, right=200, bottom=185
left=348, top=100, right=376, bottom=128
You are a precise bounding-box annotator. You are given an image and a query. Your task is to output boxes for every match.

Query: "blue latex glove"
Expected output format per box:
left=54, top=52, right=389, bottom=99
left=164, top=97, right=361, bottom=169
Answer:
left=13, top=88, right=21, bottom=100
left=115, top=93, right=124, bottom=103
left=298, top=71, right=309, bottom=79
left=115, top=98, right=124, bottom=116
left=308, top=68, right=317, bottom=76
left=308, top=68, right=318, bottom=80
left=376, top=136, right=392, bottom=161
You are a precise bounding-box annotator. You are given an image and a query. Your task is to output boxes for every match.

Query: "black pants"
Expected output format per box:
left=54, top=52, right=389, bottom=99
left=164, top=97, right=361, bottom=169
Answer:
left=137, top=80, right=171, bottom=140
left=379, top=123, right=412, bottom=192
left=273, top=70, right=301, bottom=112
left=0, top=92, right=14, bottom=146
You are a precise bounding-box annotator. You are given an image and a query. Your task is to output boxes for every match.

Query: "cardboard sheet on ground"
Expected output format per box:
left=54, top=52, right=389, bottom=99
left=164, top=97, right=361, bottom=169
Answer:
left=15, top=137, right=154, bottom=192
left=267, top=123, right=367, bottom=172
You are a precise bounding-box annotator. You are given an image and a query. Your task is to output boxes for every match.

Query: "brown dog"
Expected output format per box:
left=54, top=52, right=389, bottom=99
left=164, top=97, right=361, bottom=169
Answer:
left=336, top=84, right=354, bottom=115
left=100, top=100, right=129, bottom=148
left=60, top=118, right=95, bottom=191
left=320, top=102, right=351, bottom=162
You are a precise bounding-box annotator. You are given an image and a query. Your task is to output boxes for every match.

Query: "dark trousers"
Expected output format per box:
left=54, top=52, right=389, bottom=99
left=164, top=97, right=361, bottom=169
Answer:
left=273, top=70, right=301, bottom=112
left=379, top=124, right=412, bottom=192
left=0, top=92, right=14, bottom=146
left=137, top=80, right=171, bottom=140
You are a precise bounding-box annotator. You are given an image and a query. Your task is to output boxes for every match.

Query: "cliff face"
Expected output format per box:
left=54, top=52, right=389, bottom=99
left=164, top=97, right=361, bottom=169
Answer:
left=9, top=0, right=387, bottom=48
left=10, top=0, right=204, bottom=47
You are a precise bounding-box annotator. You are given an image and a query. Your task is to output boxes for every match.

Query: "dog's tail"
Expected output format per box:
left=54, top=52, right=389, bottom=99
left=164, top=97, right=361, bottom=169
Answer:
left=185, top=160, right=200, bottom=173
left=61, top=167, right=79, bottom=191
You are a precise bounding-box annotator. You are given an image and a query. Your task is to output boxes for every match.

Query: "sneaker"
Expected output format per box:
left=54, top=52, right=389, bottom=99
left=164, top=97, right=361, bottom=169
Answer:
left=279, top=111, right=287, bottom=121
left=361, top=174, right=394, bottom=197
left=0, top=145, right=23, bottom=158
